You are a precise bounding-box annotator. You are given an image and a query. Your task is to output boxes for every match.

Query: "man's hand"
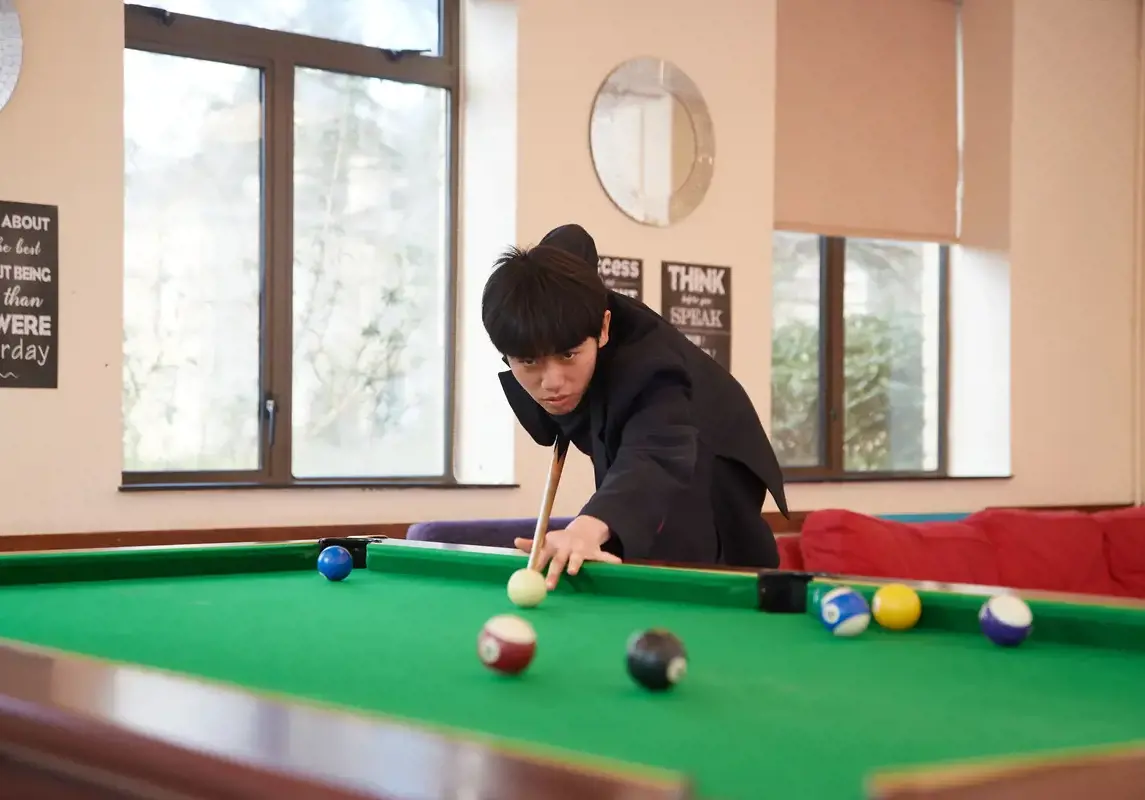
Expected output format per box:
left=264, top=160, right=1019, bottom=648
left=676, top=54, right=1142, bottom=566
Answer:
left=514, top=515, right=621, bottom=589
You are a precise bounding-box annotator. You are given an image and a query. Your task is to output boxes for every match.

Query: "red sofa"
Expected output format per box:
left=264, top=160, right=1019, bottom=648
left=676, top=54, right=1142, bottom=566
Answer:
left=776, top=506, right=1145, bottom=599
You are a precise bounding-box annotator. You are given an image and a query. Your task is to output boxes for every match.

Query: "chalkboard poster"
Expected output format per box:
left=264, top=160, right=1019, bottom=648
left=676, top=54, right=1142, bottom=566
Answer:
left=597, top=255, right=643, bottom=302
left=661, top=260, right=731, bottom=370
left=0, top=200, right=58, bottom=388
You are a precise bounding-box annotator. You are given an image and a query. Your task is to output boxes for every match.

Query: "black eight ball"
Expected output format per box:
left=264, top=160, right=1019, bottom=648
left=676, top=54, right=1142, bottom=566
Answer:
left=626, top=629, right=687, bottom=691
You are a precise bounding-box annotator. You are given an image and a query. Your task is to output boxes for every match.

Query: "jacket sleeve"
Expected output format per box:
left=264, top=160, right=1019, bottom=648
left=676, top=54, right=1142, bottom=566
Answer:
left=579, top=370, right=698, bottom=559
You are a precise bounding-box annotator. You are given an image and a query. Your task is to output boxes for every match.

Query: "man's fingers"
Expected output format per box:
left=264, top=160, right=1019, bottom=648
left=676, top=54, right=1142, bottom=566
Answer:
left=546, top=549, right=568, bottom=589
left=516, top=530, right=619, bottom=588
left=567, top=551, right=585, bottom=576
left=537, top=547, right=555, bottom=571
left=515, top=536, right=554, bottom=568
left=576, top=548, right=622, bottom=569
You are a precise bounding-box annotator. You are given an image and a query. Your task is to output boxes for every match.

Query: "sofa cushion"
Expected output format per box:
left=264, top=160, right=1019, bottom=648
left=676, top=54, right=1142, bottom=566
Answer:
left=776, top=534, right=804, bottom=570
left=1093, top=507, right=1145, bottom=596
left=800, top=509, right=1001, bottom=585
left=964, top=508, right=1120, bottom=595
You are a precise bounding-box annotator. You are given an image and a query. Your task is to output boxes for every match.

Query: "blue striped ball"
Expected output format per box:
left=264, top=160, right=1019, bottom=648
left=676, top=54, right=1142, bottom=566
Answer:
left=979, top=595, right=1033, bottom=646
left=819, top=586, right=871, bottom=637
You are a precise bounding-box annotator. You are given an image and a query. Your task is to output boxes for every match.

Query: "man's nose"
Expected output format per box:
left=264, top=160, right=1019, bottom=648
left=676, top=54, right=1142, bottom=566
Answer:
left=540, top=364, right=564, bottom=393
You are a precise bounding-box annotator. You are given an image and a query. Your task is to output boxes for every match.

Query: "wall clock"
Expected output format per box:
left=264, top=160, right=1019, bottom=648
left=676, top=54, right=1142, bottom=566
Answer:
left=0, top=0, right=21, bottom=113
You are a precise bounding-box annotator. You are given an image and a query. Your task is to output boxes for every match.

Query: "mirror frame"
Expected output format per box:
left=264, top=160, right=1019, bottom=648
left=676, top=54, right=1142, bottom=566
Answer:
left=588, top=56, right=715, bottom=227
left=0, top=0, right=21, bottom=114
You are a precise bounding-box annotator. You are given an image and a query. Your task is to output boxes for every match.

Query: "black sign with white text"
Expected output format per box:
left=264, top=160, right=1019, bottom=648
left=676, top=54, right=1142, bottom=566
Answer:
left=0, top=201, right=59, bottom=389
left=597, top=255, right=643, bottom=302
left=661, top=260, right=731, bottom=370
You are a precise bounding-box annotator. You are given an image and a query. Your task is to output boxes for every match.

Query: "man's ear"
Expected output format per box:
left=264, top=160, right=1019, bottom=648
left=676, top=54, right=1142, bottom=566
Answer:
left=598, top=309, right=612, bottom=348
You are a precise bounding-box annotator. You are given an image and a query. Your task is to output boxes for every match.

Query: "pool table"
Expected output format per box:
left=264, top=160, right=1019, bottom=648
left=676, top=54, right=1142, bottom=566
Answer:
left=0, top=536, right=1142, bottom=800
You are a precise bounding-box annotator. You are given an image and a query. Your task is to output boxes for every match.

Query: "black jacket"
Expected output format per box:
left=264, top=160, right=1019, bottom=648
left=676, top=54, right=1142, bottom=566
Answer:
left=497, top=225, right=789, bottom=563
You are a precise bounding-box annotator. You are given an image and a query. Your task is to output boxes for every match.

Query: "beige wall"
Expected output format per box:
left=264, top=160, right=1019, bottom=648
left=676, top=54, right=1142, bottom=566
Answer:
left=0, top=0, right=1141, bottom=535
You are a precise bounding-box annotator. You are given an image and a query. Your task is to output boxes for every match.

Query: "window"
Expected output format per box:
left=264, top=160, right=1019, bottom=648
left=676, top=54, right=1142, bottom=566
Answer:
left=140, top=0, right=442, bottom=54
left=121, top=2, right=459, bottom=488
left=771, top=232, right=949, bottom=480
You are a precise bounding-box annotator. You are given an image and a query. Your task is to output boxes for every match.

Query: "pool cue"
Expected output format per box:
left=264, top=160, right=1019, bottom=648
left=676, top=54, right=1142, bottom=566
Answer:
left=527, top=436, right=570, bottom=572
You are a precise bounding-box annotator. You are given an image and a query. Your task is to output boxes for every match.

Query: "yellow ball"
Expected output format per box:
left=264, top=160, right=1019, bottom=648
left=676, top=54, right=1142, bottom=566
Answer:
left=872, top=583, right=921, bottom=630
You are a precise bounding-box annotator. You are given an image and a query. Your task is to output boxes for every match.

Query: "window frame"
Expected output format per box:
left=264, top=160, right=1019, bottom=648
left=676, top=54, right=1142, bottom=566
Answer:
left=121, top=2, right=463, bottom=491
left=777, top=234, right=951, bottom=483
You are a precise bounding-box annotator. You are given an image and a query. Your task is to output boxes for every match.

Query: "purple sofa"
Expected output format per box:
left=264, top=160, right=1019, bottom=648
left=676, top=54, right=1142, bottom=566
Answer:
left=405, top=517, right=576, bottom=549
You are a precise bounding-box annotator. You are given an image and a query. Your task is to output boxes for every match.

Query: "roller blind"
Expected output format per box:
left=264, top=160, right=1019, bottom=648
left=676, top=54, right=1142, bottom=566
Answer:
left=774, top=0, right=960, bottom=242
left=959, top=0, right=1013, bottom=250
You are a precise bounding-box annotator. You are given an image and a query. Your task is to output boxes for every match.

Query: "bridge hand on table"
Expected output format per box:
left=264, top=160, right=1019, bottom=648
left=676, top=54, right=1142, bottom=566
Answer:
left=514, top=514, right=620, bottom=589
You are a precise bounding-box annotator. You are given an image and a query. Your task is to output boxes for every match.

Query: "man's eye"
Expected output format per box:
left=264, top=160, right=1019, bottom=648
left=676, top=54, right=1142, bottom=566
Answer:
left=561, top=351, right=576, bottom=360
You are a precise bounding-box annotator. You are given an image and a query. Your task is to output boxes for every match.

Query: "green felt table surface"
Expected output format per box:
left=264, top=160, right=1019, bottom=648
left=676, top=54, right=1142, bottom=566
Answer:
left=0, top=541, right=1143, bottom=799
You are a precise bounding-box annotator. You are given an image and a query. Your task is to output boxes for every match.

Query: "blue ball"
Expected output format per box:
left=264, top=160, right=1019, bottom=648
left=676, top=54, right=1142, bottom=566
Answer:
left=317, top=545, right=353, bottom=581
left=819, top=586, right=871, bottom=637
left=979, top=595, right=1032, bottom=646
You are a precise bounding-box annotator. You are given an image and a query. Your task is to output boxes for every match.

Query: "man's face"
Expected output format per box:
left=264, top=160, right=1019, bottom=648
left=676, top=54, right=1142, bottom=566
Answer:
left=506, top=313, right=610, bottom=416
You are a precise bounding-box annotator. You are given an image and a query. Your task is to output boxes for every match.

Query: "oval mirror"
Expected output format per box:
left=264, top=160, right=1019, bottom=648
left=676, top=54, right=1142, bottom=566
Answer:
left=588, top=57, right=714, bottom=227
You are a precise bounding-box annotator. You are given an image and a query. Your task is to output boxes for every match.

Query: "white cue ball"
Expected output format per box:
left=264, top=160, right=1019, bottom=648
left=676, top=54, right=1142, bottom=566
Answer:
left=507, top=567, right=548, bottom=608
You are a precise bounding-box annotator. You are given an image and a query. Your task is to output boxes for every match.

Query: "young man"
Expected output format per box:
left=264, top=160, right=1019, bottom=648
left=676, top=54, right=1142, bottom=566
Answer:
left=482, top=223, right=789, bottom=588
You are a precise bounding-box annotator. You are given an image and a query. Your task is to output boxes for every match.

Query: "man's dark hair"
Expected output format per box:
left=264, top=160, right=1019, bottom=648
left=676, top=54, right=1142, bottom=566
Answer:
left=481, top=244, right=609, bottom=359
